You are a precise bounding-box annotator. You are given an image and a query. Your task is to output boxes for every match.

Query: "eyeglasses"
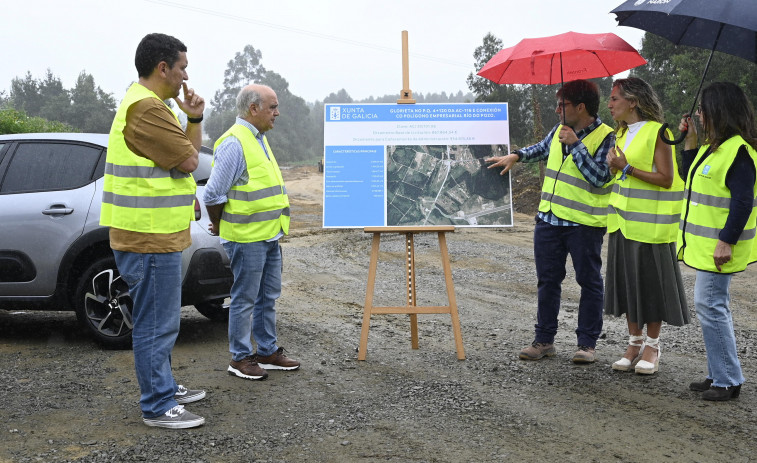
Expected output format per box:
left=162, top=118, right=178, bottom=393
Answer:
left=696, top=104, right=702, bottom=114
left=556, top=101, right=574, bottom=110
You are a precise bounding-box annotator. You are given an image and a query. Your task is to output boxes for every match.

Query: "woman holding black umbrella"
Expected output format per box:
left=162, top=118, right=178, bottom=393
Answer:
left=678, top=82, right=757, bottom=401
left=604, top=77, right=689, bottom=375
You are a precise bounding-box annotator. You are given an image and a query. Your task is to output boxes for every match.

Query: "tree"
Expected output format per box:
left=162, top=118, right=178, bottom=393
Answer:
left=205, top=45, right=319, bottom=164
left=206, top=45, right=268, bottom=142
left=466, top=33, right=561, bottom=148
left=67, top=72, right=116, bottom=133
left=632, top=32, right=757, bottom=135
left=7, top=69, right=115, bottom=133
left=204, top=107, right=237, bottom=145
left=213, top=45, right=267, bottom=112
left=324, top=89, right=353, bottom=104
left=466, top=33, right=505, bottom=97
left=261, top=71, right=317, bottom=163
left=10, top=72, right=43, bottom=116
left=36, top=70, right=70, bottom=123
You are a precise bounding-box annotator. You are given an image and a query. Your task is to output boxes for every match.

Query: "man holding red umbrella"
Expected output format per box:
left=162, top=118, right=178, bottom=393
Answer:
left=487, top=79, right=614, bottom=364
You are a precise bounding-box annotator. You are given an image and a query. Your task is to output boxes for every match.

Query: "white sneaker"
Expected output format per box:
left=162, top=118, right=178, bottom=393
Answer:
left=143, top=405, right=205, bottom=429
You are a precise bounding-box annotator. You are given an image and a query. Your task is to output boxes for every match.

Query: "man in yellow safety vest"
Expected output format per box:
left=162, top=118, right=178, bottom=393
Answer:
left=101, top=33, right=206, bottom=429
left=204, top=84, right=300, bottom=382
left=486, top=79, right=615, bottom=364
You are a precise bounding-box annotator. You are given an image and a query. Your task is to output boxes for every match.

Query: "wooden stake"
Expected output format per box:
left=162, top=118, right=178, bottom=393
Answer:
left=397, top=30, right=416, bottom=104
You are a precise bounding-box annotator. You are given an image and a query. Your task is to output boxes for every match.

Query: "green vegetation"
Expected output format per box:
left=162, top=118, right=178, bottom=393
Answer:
left=632, top=33, right=757, bottom=127
left=204, top=44, right=474, bottom=165
left=0, top=105, right=76, bottom=134
left=3, top=70, right=115, bottom=134
left=6, top=31, right=751, bottom=166
left=467, top=32, right=757, bottom=148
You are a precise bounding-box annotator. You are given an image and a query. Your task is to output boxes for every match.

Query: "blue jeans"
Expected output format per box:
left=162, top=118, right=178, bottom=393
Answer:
left=533, top=219, right=605, bottom=347
left=694, top=270, right=745, bottom=388
left=113, top=250, right=181, bottom=419
left=223, top=240, right=282, bottom=360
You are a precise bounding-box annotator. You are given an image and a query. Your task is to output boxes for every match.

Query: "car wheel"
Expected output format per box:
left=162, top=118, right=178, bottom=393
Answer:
left=74, top=256, right=133, bottom=349
left=194, top=298, right=229, bottom=322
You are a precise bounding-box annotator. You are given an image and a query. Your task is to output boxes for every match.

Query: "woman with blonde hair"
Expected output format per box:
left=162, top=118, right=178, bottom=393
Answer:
left=605, top=77, right=689, bottom=375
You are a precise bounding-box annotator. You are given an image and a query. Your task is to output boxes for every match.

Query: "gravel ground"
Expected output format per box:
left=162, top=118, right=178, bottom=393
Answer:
left=1, top=166, right=756, bottom=463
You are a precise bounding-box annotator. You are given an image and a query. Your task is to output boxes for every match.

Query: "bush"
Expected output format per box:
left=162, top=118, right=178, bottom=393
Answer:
left=0, top=106, right=77, bottom=134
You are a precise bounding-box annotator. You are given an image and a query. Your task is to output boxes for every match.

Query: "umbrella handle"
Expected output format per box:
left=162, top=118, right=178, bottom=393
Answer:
left=657, top=26, right=721, bottom=147
left=659, top=123, right=686, bottom=145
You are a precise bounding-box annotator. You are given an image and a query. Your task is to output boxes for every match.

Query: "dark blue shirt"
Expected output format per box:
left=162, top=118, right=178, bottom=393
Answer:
left=680, top=145, right=756, bottom=244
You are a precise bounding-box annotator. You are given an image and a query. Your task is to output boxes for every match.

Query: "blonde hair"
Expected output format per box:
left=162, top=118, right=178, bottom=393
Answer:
left=612, top=77, right=665, bottom=136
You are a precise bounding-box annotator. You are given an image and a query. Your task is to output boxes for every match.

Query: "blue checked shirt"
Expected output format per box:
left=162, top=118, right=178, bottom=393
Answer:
left=202, top=117, right=283, bottom=242
left=514, top=118, right=615, bottom=226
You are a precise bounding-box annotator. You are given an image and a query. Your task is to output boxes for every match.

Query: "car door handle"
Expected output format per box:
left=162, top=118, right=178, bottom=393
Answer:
left=42, top=205, right=74, bottom=216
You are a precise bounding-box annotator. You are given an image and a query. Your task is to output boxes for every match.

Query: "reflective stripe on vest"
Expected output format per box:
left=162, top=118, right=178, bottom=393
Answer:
left=100, top=83, right=196, bottom=233
left=102, top=192, right=196, bottom=209
left=607, top=121, right=684, bottom=243
left=214, top=124, right=290, bottom=242
left=227, top=185, right=289, bottom=202
left=105, top=163, right=191, bottom=180
left=677, top=135, right=757, bottom=272
left=538, top=123, right=614, bottom=227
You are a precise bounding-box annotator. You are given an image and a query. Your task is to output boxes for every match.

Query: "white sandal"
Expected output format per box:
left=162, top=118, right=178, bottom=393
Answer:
left=635, top=337, right=660, bottom=375
left=612, top=335, right=645, bottom=371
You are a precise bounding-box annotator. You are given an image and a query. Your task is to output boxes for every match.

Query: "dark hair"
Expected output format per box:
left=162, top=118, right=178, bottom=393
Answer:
left=700, top=82, right=757, bottom=151
left=556, top=79, right=600, bottom=117
left=135, top=33, right=187, bottom=78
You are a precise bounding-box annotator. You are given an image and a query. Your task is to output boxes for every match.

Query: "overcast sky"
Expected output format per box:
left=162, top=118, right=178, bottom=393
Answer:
left=2, top=0, right=644, bottom=104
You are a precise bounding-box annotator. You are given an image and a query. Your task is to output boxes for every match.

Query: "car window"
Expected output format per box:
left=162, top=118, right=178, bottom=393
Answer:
left=0, top=142, right=103, bottom=193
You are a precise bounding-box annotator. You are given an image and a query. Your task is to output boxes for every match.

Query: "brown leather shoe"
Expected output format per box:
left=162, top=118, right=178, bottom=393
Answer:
left=228, top=356, right=268, bottom=380
left=519, top=342, right=556, bottom=360
left=255, top=347, right=300, bottom=371
left=572, top=345, right=597, bottom=364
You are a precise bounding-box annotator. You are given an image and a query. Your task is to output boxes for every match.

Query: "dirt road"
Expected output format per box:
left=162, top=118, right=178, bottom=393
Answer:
left=1, top=166, right=756, bottom=462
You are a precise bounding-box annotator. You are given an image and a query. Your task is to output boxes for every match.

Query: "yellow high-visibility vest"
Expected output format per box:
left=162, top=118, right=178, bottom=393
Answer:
left=214, top=124, right=290, bottom=243
left=678, top=135, right=757, bottom=272
left=608, top=121, right=684, bottom=243
left=101, top=83, right=196, bottom=233
left=538, top=123, right=614, bottom=227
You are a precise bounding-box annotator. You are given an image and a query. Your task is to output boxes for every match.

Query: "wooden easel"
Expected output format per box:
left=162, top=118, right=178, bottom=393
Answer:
left=357, top=226, right=465, bottom=360
left=356, top=32, right=465, bottom=360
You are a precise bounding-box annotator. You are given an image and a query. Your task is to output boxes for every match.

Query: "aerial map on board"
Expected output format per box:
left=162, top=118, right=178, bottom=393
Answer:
left=323, top=103, right=511, bottom=228
left=387, top=144, right=511, bottom=226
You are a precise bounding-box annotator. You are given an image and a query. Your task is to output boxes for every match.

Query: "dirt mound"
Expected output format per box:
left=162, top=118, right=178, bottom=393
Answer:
left=508, top=163, right=542, bottom=215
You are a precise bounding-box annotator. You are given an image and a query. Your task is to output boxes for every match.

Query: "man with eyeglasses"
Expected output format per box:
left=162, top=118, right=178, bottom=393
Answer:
left=486, top=79, right=615, bottom=364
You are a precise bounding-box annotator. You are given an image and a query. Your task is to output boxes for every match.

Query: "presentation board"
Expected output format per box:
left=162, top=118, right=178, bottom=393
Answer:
left=323, top=103, right=512, bottom=228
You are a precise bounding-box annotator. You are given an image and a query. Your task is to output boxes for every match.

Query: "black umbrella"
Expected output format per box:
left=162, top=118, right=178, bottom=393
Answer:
left=611, top=0, right=757, bottom=144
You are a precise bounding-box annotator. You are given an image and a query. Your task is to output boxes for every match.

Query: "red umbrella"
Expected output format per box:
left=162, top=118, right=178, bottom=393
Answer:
left=477, top=31, right=646, bottom=85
